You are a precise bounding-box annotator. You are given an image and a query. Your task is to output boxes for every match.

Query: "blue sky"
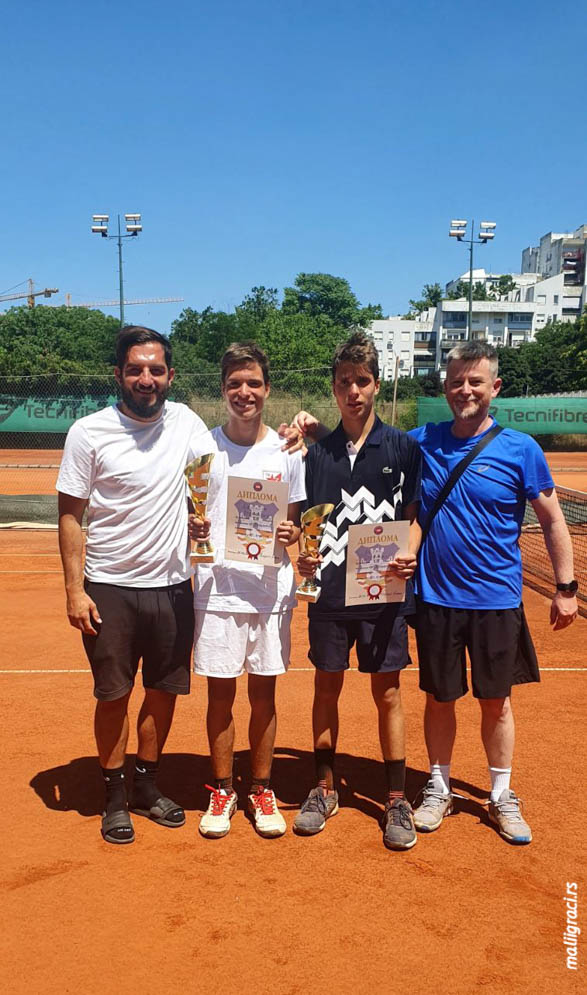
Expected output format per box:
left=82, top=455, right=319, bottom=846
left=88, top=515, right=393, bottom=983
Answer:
left=2, top=0, right=586, bottom=335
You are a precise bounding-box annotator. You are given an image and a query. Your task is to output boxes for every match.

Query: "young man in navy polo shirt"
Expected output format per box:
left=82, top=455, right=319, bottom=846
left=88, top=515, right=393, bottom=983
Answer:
left=293, top=332, right=422, bottom=850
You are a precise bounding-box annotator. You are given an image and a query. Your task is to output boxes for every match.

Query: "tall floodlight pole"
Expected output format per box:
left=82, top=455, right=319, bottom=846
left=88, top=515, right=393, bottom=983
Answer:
left=91, top=212, right=143, bottom=327
left=449, top=220, right=496, bottom=339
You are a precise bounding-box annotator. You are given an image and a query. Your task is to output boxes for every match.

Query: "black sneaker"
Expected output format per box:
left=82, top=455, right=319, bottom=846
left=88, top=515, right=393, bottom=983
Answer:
left=381, top=797, right=417, bottom=850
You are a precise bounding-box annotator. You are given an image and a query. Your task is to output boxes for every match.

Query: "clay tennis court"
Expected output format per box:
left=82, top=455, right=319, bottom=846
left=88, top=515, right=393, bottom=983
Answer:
left=1, top=452, right=585, bottom=994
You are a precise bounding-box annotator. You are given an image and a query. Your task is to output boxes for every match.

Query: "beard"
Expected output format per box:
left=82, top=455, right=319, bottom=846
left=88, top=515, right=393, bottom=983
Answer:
left=119, top=383, right=168, bottom=419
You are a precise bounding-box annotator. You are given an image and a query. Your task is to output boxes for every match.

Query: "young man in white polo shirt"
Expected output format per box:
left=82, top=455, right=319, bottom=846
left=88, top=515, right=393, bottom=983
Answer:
left=190, top=343, right=305, bottom=838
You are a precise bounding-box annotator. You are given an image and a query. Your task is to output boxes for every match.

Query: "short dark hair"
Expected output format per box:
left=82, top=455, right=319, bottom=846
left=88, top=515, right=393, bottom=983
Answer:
left=446, top=340, right=498, bottom=377
left=331, top=331, right=379, bottom=381
left=115, top=325, right=172, bottom=370
left=221, top=341, right=270, bottom=384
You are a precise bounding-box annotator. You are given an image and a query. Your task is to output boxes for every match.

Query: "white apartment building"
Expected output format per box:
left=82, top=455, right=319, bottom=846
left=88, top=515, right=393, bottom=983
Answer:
left=520, top=224, right=586, bottom=321
left=432, top=300, right=540, bottom=374
left=374, top=223, right=586, bottom=381
left=368, top=318, right=418, bottom=380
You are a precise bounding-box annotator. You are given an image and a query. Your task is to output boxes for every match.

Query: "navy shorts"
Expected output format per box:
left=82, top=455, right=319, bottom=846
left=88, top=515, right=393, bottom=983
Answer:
left=82, top=580, right=194, bottom=701
left=415, top=600, right=540, bottom=701
left=308, top=608, right=411, bottom=673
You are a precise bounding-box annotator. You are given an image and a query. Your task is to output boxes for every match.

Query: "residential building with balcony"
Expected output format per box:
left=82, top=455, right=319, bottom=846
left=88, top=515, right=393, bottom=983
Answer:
left=368, top=318, right=418, bottom=380
left=433, top=300, right=540, bottom=375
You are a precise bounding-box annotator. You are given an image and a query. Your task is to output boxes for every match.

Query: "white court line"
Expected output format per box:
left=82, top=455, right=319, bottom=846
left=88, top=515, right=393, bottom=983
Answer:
left=1, top=667, right=586, bottom=675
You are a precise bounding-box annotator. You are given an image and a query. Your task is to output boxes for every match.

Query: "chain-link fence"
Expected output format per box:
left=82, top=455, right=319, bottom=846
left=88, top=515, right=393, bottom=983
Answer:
left=0, top=370, right=416, bottom=526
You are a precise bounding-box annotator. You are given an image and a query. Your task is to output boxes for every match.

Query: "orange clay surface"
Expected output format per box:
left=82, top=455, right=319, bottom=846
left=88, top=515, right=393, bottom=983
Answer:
left=1, top=449, right=587, bottom=496
left=0, top=526, right=585, bottom=995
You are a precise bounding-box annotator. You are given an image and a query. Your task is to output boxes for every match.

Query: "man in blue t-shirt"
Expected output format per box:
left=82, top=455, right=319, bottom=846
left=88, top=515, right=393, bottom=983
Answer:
left=410, top=341, right=578, bottom=844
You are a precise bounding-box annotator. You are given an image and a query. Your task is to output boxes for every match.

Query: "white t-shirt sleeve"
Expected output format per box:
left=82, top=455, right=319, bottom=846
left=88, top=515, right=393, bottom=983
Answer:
left=56, top=421, right=95, bottom=499
left=287, top=451, right=306, bottom=504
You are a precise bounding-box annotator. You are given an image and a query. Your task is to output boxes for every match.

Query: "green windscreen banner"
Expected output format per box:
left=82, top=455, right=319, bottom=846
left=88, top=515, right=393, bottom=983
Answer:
left=0, top=395, right=118, bottom=433
left=417, top=396, right=587, bottom=434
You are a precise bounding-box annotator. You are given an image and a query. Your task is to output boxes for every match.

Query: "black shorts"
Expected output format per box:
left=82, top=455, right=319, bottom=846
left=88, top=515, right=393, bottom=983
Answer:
left=82, top=580, right=194, bottom=701
left=308, top=608, right=411, bottom=674
left=415, top=600, right=540, bottom=701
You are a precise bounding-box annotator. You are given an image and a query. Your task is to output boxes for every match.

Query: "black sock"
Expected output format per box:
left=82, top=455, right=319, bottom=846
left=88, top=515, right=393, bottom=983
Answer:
left=315, top=748, right=335, bottom=791
left=385, top=758, right=406, bottom=798
left=215, top=776, right=234, bottom=793
left=101, top=765, right=127, bottom=814
left=133, top=757, right=161, bottom=808
left=250, top=777, right=270, bottom=793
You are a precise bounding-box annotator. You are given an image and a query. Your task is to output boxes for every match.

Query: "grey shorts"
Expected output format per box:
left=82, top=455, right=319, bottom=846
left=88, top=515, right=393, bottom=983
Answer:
left=82, top=580, right=194, bottom=700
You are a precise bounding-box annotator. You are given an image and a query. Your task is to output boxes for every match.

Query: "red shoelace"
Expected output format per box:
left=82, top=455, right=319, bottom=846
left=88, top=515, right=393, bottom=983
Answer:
left=205, top=785, right=233, bottom=815
left=250, top=788, right=276, bottom=814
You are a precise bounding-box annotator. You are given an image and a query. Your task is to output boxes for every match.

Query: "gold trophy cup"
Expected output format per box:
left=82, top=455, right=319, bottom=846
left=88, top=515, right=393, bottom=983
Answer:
left=295, top=503, right=334, bottom=602
left=184, top=454, right=215, bottom=563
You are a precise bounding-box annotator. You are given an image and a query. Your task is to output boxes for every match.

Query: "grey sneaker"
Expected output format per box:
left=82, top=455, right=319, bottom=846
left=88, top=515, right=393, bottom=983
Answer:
left=381, top=797, right=417, bottom=850
left=293, top=786, right=339, bottom=836
left=488, top=789, right=532, bottom=844
left=413, top=780, right=454, bottom=832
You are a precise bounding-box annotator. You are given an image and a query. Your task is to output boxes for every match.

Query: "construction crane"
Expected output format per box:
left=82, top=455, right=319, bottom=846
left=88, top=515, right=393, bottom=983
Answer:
left=64, top=294, right=184, bottom=308
left=0, top=278, right=59, bottom=308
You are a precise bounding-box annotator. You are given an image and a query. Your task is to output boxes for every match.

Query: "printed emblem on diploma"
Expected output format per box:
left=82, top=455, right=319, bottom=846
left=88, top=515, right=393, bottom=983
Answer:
left=224, top=476, right=289, bottom=566
left=344, top=521, right=410, bottom=606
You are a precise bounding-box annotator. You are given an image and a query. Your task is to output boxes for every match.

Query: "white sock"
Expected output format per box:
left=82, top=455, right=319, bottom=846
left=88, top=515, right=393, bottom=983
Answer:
left=430, top=763, right=451, bottom=795
left=489, top=767, right=511, bottom=802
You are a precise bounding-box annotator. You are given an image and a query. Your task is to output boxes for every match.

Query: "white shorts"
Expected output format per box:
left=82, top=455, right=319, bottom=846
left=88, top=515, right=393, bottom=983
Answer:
left=193, top=610, right=292, bottom=678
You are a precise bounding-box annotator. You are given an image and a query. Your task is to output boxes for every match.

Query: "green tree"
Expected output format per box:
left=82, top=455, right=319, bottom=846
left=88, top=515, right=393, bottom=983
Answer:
left=0, top=305, right=121, bottom=391
left=446, top=280, right=468, bottom=300
left=237, top=286, right=278, bottom=322
left=282, top=273, right=382, bottom=328
left=446, top=280, right=490, bottom=301
left=497, top=314, right=587, bottom=395
left=406, top=282, right=443, bottom=316
left=490, top=275, right=516, bottom=300
left=170, top=306, right=238, bottom=365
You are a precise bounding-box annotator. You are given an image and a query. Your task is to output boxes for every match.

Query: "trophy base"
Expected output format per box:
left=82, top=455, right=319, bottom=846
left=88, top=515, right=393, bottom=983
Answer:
left=295, top=584, right=321, bottom=603
left=191, top=552, right=215, bottom=564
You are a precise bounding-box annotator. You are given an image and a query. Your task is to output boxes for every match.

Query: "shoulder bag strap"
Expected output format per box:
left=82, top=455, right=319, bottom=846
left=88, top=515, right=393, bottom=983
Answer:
left=420, top=423, right=504, bottom=545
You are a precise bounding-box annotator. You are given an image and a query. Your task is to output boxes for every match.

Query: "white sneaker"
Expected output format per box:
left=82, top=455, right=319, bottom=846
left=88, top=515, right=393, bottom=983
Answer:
left=247, top=787, right=286, bottom=838
left=199, top=785, right=237, bottom=838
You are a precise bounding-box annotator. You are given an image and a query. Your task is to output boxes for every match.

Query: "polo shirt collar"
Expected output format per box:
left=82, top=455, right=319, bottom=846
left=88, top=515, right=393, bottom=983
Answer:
left=332, top=415, right=384, bottom=451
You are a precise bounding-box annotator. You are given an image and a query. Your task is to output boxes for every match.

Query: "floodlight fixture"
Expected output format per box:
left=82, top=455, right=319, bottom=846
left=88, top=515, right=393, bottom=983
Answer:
left=448, top=217, right=498, bottom=340
left=90, top=210, right=143, bottom=326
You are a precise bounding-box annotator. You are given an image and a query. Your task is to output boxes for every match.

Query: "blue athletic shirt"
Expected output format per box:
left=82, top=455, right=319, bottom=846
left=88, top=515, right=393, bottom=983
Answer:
left=409, top=420, right=554, bottom=610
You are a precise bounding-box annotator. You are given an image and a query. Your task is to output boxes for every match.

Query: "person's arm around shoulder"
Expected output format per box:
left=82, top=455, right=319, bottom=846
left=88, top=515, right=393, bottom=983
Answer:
left=530, top=488, right=578, bottom=629
left=58, top=493, right=102, bottom=635
left=278, top=410, right=330, bottom=453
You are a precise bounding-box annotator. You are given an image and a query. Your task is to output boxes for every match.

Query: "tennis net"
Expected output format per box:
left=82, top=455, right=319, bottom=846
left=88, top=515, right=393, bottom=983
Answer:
left=521, top=487, right=586, bottom=617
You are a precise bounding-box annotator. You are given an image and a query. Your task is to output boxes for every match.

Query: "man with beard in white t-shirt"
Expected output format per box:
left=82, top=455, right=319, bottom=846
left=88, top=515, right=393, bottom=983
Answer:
left=190, top=342, right=305, bottom=839
left=57, top=326, right=212, bottom=845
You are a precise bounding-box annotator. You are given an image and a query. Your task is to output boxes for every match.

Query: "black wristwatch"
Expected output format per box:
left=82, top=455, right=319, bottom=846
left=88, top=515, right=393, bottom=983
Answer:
left=556, top=580, right=578, bottom=594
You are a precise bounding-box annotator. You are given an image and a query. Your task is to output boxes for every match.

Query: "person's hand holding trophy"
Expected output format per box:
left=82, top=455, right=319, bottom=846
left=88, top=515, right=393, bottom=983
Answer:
left=295, top=503, right=334, bottom=602
left=185, top=454, right=215, bottom=564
